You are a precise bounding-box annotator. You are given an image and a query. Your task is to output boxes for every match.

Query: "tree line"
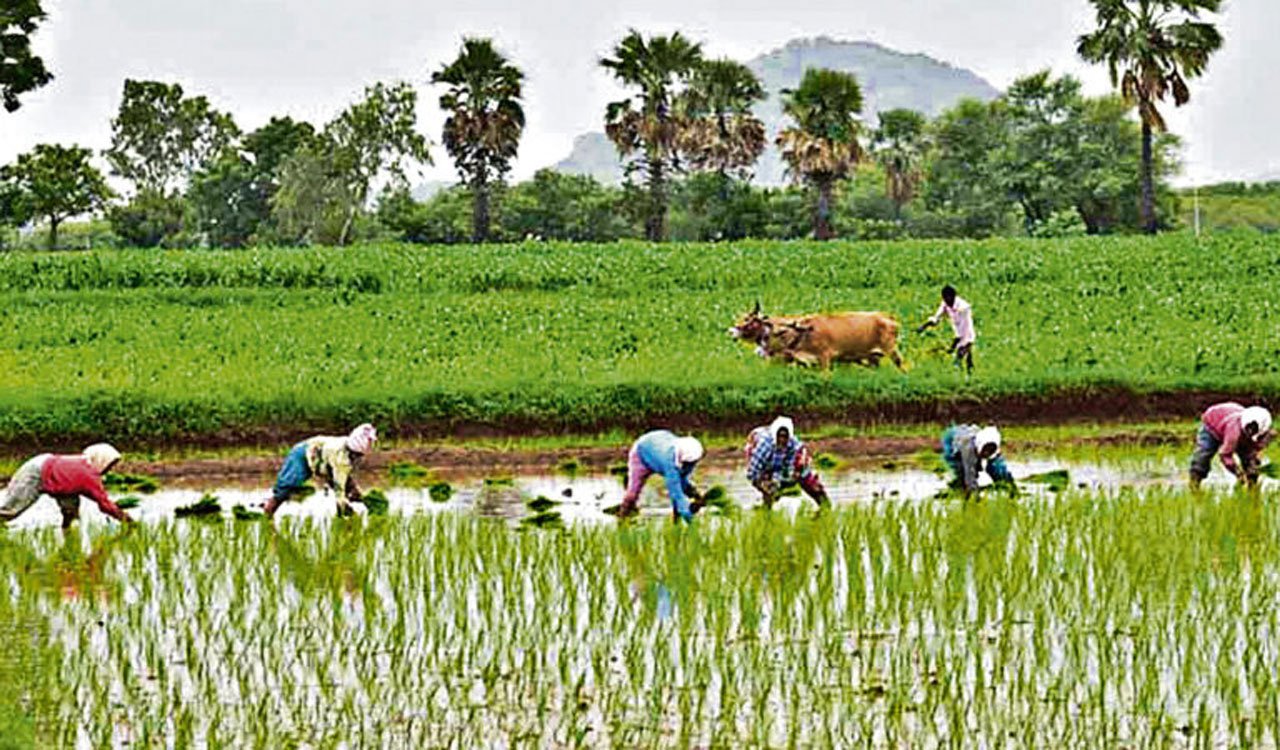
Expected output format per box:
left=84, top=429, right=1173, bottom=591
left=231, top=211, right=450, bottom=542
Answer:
left=0, top=0, right=1223, bottom=249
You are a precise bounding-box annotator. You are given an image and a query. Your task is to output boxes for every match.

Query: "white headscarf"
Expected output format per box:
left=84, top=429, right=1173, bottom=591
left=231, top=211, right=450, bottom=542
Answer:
left=674, top=436, right=704, bottom=465
left=1241, top=406, right=1273, bottom=437
left=975, top=426, right=1001, bottom=456
left=83, top=443, right=122, bottom=473
left=769, top=416, right=796, bottom=444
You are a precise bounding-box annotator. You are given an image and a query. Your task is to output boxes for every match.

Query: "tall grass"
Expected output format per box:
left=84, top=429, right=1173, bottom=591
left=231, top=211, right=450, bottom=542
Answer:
left=2, top=487, right=1279, bottom=745
left=1, top=236, right=1278, bottom=444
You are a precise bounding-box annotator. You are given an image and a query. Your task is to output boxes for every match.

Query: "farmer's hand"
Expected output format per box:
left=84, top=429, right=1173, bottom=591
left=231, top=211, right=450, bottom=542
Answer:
left=914, top=324, right=927, bottom=334
left=687, top=487, right=703, bottom=502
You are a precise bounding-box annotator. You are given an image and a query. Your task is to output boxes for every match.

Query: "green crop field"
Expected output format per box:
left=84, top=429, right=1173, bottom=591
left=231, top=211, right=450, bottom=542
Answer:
left=3, top=489, right=1278, bottom=746
left=0, top=235, right=1277, bottom=447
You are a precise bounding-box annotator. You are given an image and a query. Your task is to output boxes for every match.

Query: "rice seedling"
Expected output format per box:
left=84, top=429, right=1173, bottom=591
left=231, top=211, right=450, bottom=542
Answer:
left=527, top=495, right=559, bottom=513
left=1023, top=469, right=1071, bottom=492
left=428, top=482, right=454, bottom=503
left=115, top=496, right=141, bottom=510
left=521, top=511, right=564, bottom=529
left=231, top=504, right=261, bottom=521
left=386, top=461, right=432, bottom=484
left=103, top=472, right=160, bottom=494
left=361, top=489, right=390, bottom=516
left=174, top=493, right=221, bottom=518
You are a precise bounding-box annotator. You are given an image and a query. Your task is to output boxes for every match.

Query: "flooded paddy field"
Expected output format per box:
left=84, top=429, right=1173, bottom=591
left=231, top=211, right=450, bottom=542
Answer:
left=4, top=441, right=1280, bottom=747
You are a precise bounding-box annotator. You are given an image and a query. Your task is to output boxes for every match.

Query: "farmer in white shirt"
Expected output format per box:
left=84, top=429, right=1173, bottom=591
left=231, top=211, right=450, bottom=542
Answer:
left=917, top=285, right=976, bottom=373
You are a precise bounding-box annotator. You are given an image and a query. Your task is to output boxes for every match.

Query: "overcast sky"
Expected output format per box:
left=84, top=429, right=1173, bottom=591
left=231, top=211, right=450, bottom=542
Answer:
left=2, top=0, right=1273, bottom=185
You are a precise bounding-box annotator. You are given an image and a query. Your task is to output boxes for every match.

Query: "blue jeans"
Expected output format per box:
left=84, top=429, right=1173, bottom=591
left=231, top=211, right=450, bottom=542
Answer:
left=272, top=442, right=312, bottom=502
left=1189, top=425, right=1220, bottom=480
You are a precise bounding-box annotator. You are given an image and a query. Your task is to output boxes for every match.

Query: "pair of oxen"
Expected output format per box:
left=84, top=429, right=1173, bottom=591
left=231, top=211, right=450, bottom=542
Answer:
left=729, top=303, right=906, bottom=371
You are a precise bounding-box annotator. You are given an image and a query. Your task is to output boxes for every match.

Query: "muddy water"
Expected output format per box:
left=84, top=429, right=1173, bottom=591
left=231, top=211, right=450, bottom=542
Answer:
left=5, top=449, right=1267, bottom=530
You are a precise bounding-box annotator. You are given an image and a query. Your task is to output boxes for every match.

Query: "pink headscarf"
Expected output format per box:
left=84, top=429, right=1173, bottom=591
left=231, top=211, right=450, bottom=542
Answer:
left=346, top=423, right=378, bottom=454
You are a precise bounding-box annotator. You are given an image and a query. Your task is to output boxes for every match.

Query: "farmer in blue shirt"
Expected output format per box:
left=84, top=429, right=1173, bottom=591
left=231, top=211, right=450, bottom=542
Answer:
left=745, top=416, right=830, bottom=510
left=942, top=424, right=1015, bottom=497
left=618, top=430, right=705, bottom=522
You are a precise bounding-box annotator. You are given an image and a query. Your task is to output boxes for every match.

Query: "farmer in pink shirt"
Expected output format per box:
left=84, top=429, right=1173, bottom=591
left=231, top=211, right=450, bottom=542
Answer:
left=917, top=285, right=976, bottom=373
left=1190, top=402, right=1273, bottom=489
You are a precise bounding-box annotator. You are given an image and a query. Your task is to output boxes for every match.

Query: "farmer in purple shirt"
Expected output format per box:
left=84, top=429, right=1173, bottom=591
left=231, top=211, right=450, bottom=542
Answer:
left=1190, top=403, right=1273, bottom=489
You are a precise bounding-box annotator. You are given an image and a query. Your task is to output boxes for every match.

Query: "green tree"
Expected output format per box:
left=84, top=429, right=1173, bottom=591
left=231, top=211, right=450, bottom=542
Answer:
left=105, top=79, right=240, bottom=195
left=923, top=98, right=1012, bottom=238
left=776, top=68, right=864, bottom=240
left=678, top=58, right=766, bottom=179
left=108, top=189, right=188, bottom=248
left=432, top=38, right=525, bottom=243
left=1, top=0, right=53, bottom=112
left=871, top=108, right=927, bottom=220
left=1, top=144, right=112, bottom=249
left=273, top=83, right=430, bottom=246
left=189, top=117, right=315, bottom=247
left=993, top=72, right=1089, bottom=234
left=601, top=30, right=704, bottom=241
left=1077, top=0, right=1223, bottom=234
left=500, top=169, right=636, bottom=242
left=1073, top=94, right=1181, bottom=233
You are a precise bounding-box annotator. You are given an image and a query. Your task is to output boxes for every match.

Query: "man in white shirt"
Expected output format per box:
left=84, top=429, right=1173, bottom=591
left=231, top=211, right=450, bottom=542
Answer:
left=917, top=285, right=976, bottom=373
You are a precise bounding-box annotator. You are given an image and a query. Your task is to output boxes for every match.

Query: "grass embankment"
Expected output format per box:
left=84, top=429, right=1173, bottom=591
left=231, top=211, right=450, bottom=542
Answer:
left=3, top=491, right=1278, bottom=745
left=0, top=236, right=1277, bottom=448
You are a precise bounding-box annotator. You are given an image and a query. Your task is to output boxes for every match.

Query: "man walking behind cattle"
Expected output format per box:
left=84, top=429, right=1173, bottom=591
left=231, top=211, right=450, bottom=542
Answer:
left=1189, top=402, right=1273, bottom=490
left=917, top=285, right=976, bottom=374
left=942, top=424, right=1015, bottom=498
left=0, top=443, right=134, bottom=529
left=745, top=416, right=831, bottom=511
left=618, top=430, right=705, bottom=523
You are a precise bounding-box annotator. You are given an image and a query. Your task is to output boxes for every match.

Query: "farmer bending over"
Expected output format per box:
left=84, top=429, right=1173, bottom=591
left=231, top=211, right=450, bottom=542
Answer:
left=917, top=285, right=976, bottom=374
left=618, top=430, right=704, bottom=523
left=942, top=424, right=1015, bottom=497
left=0, top=443, right=133, bottom=529
left=1190, top=403, right=1272, bottom=490
left=745, top=416, right=831, bottom=510
left=265, top=423, right=378, bottom=517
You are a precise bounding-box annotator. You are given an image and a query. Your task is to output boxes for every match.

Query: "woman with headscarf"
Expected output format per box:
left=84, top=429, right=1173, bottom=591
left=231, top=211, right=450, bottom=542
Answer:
left=0, top=443, right=133, bottom=529
left=744, top=416, right=831, bottom=510
left=941, top=424, right=1015, bottom=497
left=617, top=430, right=705, bottom=523
left=265, top=423, right=378, bottom=517
left=1190, top=402, right=1273, bottom=489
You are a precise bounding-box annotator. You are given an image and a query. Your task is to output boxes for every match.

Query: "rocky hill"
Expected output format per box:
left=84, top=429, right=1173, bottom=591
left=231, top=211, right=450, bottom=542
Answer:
left=552, top=36, right=1000, bottom=185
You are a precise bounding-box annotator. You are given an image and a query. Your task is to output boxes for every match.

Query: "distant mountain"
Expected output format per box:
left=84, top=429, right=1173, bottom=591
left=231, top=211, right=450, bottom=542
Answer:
left=551, top=133, right=631, bottom=185
left=552, top=36, right=1001, bottom=186
left=411, top=180, right=455, bottom=201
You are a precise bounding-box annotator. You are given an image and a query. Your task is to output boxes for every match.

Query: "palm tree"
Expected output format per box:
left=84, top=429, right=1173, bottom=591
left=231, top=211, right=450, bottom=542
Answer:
left=433, top=38, right=525, bottom=243
left=871, top=109, right=926, bottom=220
left=601, top=30, right=703, bottom=241
left=1077, top=0, right=1223, bottom=234
left=679, top=58, right=767, bottom=179
left=777, top=68, right=864, bottom=240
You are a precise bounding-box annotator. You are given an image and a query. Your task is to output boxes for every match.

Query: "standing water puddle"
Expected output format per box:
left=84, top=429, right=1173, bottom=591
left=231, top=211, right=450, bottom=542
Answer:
left=4, top=450, right=1265, bottom=530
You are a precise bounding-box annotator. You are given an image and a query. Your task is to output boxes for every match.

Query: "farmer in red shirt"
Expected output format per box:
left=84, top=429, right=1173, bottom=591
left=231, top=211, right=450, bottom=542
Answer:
left=1190, top=403, right=1273, bottom=489
left=0, top=443, right=133, bottom=529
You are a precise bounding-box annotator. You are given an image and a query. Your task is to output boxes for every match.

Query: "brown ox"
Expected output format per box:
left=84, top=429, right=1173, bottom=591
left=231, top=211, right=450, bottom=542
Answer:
left=731, top=304, right=905, bottom=371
